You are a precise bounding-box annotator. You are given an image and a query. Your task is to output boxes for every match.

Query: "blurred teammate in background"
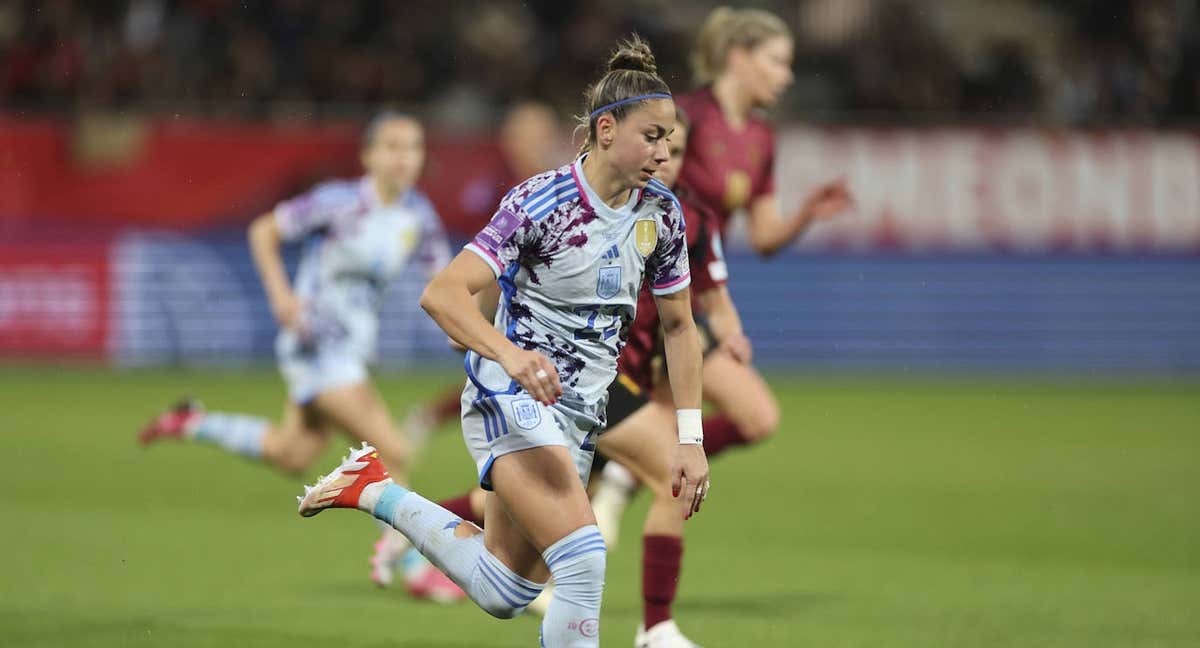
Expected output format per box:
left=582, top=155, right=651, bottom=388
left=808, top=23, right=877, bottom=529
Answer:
left=138, top=111, right=464, bottom=602
left=403, top=101, right=569, bottom=445
left=295, top=37, right=709, bottom=648
left=591, top=4, right=854, bottom=543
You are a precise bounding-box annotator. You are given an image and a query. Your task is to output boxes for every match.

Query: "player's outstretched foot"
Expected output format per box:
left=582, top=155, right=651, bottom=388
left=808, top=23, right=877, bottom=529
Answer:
left=636, top=620, right=703, bottom=648
left=138, top=397, right=203, bottom=446
left=297, top=443, right=390, bottom=518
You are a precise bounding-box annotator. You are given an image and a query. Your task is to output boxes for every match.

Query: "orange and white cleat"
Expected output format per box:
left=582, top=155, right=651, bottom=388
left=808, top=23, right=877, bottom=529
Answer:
left=138, top=398, right=204, bottom=446
left=297, top=442, right=390, bottom=517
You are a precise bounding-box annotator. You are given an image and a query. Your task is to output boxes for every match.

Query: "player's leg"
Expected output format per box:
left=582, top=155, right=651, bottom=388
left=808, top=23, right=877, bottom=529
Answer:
left=139, top=396, right=331, bottom=475
left=437, top=487, right=487, bottom=527
left=699, top=351, right=780, bottom=458
left=597, top=402, right=699, bottom=647
left=402, top=380, right=468, bottom=451
left=298, top=443, right=542, bottom=617
left=310, top=380, right=462, bottom=596
left=309, top=381, right=412, bottom=481
left=487, top=445, right=606, bottom=647
left=259, top=400, right=333, bottom=474
left=589, top=375, right=650, bottom=549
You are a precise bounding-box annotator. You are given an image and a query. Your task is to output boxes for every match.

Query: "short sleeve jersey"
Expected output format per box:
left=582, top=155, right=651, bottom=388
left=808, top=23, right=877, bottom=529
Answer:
left=464, top=158, right=690, bottom=421
left=617, top=191, right=728, bottom=390
left=274, top=177, right=450, bottom=360
left=675, top=86, right=776, bottom=231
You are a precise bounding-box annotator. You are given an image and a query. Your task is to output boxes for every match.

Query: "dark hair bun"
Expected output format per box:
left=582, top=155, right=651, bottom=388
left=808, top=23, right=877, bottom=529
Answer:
left=607, top=36, right=658, bottom=76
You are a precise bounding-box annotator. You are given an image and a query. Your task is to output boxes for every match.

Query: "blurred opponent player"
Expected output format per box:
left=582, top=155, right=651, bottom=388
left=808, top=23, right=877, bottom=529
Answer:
left=591, top=3, right=854, bottom=544
left=295, top=37, right=709, bottom=648
left=137, top=111, right=464, bottom=601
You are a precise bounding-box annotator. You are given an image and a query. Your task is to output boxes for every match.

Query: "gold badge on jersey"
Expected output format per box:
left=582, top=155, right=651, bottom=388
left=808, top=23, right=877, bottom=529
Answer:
left=634, top=219, right=657, bottom=257
left=724, top=170, right=751, bottom=211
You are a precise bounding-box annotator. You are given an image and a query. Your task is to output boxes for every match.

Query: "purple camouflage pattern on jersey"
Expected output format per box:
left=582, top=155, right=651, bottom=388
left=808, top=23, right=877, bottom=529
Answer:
left=465, top=163, right=689, bottom=408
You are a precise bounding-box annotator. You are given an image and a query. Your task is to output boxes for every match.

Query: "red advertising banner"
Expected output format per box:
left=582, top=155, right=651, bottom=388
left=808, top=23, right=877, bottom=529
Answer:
left=777, top=128, right=1200, bottom=252
left=0, top=242, right=111, bottom=357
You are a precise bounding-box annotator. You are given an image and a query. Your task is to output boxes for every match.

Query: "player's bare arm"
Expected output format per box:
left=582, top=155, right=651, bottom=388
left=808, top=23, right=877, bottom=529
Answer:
left=747, top=178, right=853, bottom=257
left=248, top=212, right=303, bottom=332
left=420, top=252, right=562, bottom=404
left=695, top=284, right=752, bottom=364
left=654, top=287, right=709, bottom=519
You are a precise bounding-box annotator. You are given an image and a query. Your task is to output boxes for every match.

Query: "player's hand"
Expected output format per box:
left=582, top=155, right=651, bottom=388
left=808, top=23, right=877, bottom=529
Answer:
left=270, top=292, right=305, bottom=332
left=720, top=332, right=753, bottom=364
left=800, top=177, right=854, bottom=221
left=500, top=347, right=562, bottom=405
left=671, top=443, right=710, bottom=520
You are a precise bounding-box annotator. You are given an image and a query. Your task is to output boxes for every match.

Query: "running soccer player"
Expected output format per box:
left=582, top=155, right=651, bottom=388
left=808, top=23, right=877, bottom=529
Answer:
left=592, top=5, right=854, bottom=522
left=296, top=37, right=709, bottom=648
left=137, top=112, right=463, bottom=601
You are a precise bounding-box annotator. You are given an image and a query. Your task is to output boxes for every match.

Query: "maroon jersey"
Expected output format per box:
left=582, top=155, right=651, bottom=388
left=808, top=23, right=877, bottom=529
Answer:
left=675, top=87, right=776, bottom=232
left=617, top=193, right=728, bottom=391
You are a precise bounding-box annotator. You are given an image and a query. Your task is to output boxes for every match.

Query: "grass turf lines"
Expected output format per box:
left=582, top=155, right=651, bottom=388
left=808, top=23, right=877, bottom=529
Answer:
left=1, top=366, right=1197, bottom=647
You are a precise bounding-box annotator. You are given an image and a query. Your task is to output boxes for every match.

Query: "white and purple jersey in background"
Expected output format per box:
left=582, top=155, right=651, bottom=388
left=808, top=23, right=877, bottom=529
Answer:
left=274, top=176, right=451, bottom=363
left=464, top=158, right=690, bottom=424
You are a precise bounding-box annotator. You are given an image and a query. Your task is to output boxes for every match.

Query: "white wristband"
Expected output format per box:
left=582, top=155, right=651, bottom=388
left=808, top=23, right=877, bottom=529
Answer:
left=677, top=409, right=703, bottom=445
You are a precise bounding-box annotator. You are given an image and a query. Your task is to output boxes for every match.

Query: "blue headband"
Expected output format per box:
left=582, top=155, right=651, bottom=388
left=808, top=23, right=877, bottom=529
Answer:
left=589, top=93, right=673, bottom=120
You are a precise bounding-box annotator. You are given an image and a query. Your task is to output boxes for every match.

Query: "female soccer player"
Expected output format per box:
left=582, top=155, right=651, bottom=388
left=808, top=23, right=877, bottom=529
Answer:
left=594, top=5, right=854, bottom=509
left=138, top=112, right=462, bottom=600
left=296, top=38, right=709, bottom=648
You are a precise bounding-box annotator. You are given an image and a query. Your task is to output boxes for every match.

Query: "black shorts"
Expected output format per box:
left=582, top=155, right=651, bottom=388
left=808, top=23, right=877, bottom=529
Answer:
left=591, top=373, right=650, bottom=474
left=606, top=373, right=649, bottom=429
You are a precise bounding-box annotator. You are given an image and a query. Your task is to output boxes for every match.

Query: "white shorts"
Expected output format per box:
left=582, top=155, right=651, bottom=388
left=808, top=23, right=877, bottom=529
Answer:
left=461, top=382, right=601, bottom=491
left=276, top=332, right=367, bottom=405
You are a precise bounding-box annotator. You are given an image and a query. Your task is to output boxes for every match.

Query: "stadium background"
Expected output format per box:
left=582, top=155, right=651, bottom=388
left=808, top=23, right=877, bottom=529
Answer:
left=2, top=1, right=1198, bottom=646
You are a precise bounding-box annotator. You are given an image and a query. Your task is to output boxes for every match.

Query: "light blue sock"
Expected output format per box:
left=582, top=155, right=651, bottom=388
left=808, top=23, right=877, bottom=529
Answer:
left=540, top=525, right=606, bottom=648
left=372, top=483, right=544, bottom=618
left=189, top=412, right=267, bottom=459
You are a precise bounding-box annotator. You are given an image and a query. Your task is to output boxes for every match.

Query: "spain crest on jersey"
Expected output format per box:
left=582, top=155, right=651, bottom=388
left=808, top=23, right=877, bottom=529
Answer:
left=634, top=218, right=657, bottom=257
left=597, top=266, right=622, bottom=299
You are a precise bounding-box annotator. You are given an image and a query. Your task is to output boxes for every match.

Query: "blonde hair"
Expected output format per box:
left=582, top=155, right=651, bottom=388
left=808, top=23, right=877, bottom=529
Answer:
left=691, top=7, right=792, bottom=85
left=576, top=35, right=672, bottom=154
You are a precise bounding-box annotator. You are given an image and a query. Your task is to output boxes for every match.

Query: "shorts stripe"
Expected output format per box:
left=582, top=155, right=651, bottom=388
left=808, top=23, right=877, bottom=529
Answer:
left=474, top=396, right=495, bottom=441
left=489, top=396, right=510, bottom=438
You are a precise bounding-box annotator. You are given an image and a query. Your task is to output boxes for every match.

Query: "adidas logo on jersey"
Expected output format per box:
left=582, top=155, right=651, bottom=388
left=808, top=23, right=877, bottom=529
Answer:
left=602, top=244, right=620, bottom=261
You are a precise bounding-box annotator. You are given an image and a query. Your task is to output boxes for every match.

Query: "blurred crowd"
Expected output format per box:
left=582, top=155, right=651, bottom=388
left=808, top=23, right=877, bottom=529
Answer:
left=1, top=0, right=1197, bottom=127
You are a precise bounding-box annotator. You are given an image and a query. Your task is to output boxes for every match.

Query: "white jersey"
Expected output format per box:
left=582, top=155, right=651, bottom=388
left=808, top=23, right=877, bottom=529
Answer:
left=274, top=176, right=450, bottom=362
left=464, top=158, right=690, bottom=425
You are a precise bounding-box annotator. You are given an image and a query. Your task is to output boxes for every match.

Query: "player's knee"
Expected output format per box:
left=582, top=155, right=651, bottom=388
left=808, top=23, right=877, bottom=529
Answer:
left=742, top=397, right=780, bottom=441
left=548, top=541, right=606, bottom=604
left=271, top=446, right=313, bottom=475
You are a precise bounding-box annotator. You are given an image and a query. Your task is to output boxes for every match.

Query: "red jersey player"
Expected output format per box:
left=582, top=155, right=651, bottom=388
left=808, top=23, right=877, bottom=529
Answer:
left=593, top=10, right=854, bottom=646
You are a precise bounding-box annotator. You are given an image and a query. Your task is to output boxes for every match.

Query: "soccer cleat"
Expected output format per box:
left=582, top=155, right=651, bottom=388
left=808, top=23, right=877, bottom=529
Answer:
left=403, top=552, right=467, bottom=604
left=370, top=533, right=404, bottom=588
left=297, top=443, right=389, bottom=517
left=592, top=462, right=637, bottom=549
left=635, top=620, right=703, bottom=648
left=138, top=397, right=204, bottom=446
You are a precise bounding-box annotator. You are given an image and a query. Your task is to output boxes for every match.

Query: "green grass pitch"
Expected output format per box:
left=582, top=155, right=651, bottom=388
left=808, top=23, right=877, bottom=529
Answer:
left=1, top=365, right=1197, bottom=647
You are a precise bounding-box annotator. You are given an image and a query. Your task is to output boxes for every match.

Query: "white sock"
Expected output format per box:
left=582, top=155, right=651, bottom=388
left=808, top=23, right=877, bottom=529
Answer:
left=368, top=481, right=544, bottom=619
left=540, top=525, right=606, bottom=647
left=189, top=412, right=266, bottom=459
